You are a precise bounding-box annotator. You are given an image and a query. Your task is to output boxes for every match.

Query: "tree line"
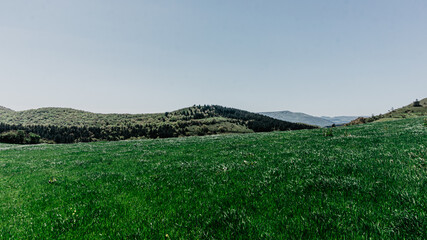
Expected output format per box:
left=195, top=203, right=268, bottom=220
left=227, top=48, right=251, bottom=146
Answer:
left=0, top=122, right=181, bottom=143
left=209, top=105, right=317, bottom=131
left=0, top=105, right=317, bottom=144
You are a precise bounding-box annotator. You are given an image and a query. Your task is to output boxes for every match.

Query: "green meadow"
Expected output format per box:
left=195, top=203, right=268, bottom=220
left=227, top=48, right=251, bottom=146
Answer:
left=1, top=117, right=426, bottom=239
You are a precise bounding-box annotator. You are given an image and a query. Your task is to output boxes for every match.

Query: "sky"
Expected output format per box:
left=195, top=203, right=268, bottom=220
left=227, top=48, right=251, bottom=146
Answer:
left=1, top=0, right=426, bottom=116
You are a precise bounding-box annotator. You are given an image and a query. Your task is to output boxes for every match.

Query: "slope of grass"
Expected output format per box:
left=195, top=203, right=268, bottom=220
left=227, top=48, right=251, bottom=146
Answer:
left=380, top=97, right=427, bottom=120
left=348, top=97, right=427, bottom=125
left=0, top=118, right=426, bottom=239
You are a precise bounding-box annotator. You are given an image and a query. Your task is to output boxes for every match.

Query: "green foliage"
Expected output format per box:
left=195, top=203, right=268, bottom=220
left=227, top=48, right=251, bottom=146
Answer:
left=0, top=117, right=426, bottom=238
left=0, top=130, right=40, bottom=144
left=0, top=105, right=14, bottom=113
left=0, top=105, right=317, bottom=143
left=324, top=128, right=333, bottom=137
left=28, top=132, right=41, bottom=144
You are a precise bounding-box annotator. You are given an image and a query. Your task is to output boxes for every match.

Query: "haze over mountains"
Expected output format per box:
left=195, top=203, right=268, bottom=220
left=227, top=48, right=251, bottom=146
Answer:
left=319, top=116, right=364, bottom=125
left=260, top=111, right=361, bottom=127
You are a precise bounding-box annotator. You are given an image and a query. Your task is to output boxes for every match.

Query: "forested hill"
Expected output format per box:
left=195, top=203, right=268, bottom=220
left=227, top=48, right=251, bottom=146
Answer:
left=0, top=107, right=157, bottom=127
left=0, top=106, right=14, bottom=113
left=0, top=105, right=317, bottom=143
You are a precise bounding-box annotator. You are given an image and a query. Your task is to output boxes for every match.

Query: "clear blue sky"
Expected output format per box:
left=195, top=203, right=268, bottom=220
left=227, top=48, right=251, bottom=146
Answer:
left=1, top=0, right=426, bottom=116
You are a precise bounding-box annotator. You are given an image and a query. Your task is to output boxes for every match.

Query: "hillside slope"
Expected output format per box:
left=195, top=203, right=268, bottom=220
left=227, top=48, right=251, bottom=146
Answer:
left=0, top=107, right=158, bottom=127
left=1, top=117, right=425, bottom=239
left=348, top=97, right=427, bottom=125
left=0, top=106, right=14, bottom=113
left=0, top=105, right=317, bottom=143
left=260, top=111, right=334, bottom=127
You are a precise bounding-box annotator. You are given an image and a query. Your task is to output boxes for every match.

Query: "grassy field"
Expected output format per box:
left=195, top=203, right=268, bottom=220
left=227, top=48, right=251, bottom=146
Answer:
left=0, top=117, right=426, bottom=239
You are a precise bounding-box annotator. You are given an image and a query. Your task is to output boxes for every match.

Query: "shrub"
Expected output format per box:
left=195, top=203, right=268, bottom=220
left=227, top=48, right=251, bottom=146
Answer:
left=197, top=126, right=209, bottom=136
left=0, top=130, right=41, bottom=144
left=29, top=133, right=41, bottom=144
left=324, top=128, right=333, bottom=137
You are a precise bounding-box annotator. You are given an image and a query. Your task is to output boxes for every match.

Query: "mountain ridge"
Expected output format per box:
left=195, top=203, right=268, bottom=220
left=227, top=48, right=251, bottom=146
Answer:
left=0, top=105, right=317, bottom=143
left=260, top=110, right=361, bottom=127
left=320, top=116, right=362, bottom=125
left=260, top=110, right=333, bottom=127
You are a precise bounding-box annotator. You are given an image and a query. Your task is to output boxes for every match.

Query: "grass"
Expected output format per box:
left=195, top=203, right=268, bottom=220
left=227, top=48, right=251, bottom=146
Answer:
left=347, top=98, right=427, bottom=126
left=372, top=98, right=427, bottom=123
left=0, top=117, right=426, bottom=239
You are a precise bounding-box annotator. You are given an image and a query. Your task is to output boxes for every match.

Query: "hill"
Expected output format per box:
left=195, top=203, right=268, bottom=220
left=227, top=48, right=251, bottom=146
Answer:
left=0, top=105, right=316, bottom=143
left=347, top=97, right=427, bottom=125
left=259, top=111, right=334, bottom=127
left=0, top=106, right=14, bottom=113
left=1, top=117, right=425, bottom=239
left=259, top=111, right=361, bottom=127
left=0, top=107, right=161, bottom=127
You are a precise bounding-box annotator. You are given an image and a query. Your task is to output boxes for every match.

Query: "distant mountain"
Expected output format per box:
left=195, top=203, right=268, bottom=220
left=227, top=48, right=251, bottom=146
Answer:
left=347, top=97, right=427, bottom=125
left=260, top=111, right=364, bottom=127
left=320, top=116, right=361, bottom=125
left=260, top=111, right=334, bottom=127
left=0, top=105, right=317, bottom=143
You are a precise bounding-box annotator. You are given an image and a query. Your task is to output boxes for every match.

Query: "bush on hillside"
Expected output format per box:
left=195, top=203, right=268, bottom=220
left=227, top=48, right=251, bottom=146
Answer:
left=324, top=128, right=333, bottom=137
left=0, top=130, right=41, bottom=144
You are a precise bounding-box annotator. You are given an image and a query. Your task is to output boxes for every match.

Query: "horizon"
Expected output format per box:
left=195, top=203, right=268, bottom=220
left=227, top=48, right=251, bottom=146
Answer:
left=1, top=1, right=427, bottom=116
left=1, top=99, right=420, bottom=118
